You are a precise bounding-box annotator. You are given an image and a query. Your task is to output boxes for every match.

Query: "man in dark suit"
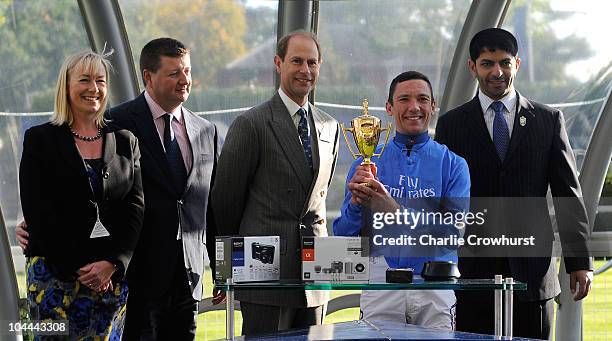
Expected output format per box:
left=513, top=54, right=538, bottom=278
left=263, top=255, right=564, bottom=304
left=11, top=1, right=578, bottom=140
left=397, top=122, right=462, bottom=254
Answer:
left=435, top=28, right=593, bottom=339
left=110, top=38, right=218, bottom=340
left=212, top=31, right=339, bottom=336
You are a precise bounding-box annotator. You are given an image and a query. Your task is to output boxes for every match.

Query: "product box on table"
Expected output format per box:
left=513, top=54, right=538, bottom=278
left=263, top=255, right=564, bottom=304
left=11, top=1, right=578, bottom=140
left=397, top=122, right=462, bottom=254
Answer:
left=215, top=236, right=280, bottom=283
left=302, top=236, right=369, bottom=283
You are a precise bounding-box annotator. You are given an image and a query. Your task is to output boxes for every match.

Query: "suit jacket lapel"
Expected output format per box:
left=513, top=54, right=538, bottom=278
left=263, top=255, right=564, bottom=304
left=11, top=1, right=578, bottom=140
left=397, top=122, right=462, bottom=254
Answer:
left=101, top=129, right=116, bottom=200
left=183, top=108, right=200, bottom=193
left=102, top=128, right=116, bottom=168
left=310, top=106, right=334, bottom=178
left=267, top=94, right=312, bottom=193
left=128, top=94, right=175, bottom=191
left=301, top=106, right=334, bottom=216
left=310, top=107, right=323, bottom=174
left=467, top=96, right=501, bottom=165
left=506, top=93, right=535, bottom=160
left=56, top=124, right=94, bottom=198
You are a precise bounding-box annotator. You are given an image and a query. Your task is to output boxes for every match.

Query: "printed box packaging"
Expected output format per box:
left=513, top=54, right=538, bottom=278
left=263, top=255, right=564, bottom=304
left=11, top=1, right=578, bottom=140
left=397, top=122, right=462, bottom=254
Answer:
left=302, top=236, right=369, bottom=283
left=215, top=236, right=280, bottom=283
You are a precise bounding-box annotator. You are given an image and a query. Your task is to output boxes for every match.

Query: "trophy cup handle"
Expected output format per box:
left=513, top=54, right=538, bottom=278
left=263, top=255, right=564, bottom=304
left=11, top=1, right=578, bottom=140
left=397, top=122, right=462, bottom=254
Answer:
left=373, top=123, right=393, bottom=158
left=340, top=123, right=361, bottom=159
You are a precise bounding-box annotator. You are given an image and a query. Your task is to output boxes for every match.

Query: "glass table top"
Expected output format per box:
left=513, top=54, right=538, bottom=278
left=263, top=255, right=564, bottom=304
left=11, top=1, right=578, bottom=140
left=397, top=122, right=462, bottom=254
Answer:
left=215, top=278, right=526, bottom=291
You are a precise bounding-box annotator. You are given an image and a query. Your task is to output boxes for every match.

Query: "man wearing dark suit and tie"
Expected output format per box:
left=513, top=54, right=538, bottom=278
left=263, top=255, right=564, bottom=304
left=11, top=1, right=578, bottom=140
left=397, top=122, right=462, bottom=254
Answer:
left=212, top=31, right=340, bottom=336
left=110, top=38, right=218, bottom=340
left=435, top=28, right=593, bottom=339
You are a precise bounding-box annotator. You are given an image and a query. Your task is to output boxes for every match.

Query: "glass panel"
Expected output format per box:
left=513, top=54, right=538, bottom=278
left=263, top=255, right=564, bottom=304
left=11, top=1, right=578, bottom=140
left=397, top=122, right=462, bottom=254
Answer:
left=316, top=0, right=472, bottom=221
left=0, top=0, right=90, bottom=251
left=502, top=4, right=611, bottom=337
left=595, top=161, right=612, bottom=232
left=502, top=0, right=612, bottom=169
left=119, top=0, right=278, bottom=139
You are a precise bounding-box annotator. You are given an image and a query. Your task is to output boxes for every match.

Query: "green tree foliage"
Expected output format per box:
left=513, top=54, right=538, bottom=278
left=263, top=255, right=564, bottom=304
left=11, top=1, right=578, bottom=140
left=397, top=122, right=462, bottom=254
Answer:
left=506, top=0, right=593, bottom=103
left=121, top=0, right=247, bottom=91
left=0, top=0, right=87, bottom=112
left=0, top=0, right=90, bottom=225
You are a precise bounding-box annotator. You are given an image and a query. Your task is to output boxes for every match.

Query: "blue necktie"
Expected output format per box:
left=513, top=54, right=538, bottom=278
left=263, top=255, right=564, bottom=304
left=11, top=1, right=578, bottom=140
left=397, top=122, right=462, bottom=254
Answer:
left=491, top=101, right=509, bottom=161
left=163, top=113, right=188, bottom=193
left=297, top=108, right=313, bottom=172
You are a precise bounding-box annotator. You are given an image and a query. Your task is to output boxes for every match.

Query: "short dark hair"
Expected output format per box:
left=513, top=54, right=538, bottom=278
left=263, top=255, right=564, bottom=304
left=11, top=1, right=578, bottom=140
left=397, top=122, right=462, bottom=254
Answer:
left=276, top=31, right=321, bottom=62
left=140, top=38, right=189, bottom=86
left=388, top=71, right=434, bottom=104
left=469, top=28, right=518, bottom=62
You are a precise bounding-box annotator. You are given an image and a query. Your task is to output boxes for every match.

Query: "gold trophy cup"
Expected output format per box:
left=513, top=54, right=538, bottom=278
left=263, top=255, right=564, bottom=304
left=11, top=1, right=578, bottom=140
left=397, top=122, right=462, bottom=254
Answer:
left=340, top=99, right=392, bottom=178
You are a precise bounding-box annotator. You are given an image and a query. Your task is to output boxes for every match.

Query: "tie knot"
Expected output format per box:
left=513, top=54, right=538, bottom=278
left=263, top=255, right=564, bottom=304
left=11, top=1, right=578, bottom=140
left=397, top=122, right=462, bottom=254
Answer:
left=297, top=108, right=307, bottom=118
left=491, top=101, right=504, bottom=114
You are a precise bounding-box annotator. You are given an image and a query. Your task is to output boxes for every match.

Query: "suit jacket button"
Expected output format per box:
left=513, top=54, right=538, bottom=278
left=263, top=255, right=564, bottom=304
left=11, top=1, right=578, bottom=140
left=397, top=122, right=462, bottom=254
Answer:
left=103, top=172, right=109, bottom=179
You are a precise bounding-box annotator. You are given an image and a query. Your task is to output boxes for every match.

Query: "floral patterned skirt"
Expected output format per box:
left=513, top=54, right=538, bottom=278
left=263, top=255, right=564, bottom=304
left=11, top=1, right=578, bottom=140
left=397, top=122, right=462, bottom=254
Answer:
left=26, top=256, right=128, bottom=341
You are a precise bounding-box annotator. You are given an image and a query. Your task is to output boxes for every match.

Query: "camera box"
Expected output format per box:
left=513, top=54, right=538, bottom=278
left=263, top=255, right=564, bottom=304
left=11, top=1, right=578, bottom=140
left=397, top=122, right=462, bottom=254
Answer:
left=215, top=236, right=280, bottom=283
left=302, top=236, right=369, bottom=283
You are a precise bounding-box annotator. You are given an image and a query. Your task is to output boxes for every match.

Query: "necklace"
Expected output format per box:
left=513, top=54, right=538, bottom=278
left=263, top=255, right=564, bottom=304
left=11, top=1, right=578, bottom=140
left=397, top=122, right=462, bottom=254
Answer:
left=70, top=127, right=103, bottom=142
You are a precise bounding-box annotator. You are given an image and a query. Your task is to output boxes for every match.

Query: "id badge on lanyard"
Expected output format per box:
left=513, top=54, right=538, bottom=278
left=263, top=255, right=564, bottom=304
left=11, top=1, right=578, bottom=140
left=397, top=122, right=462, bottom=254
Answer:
left=89, top=203, right=110, bottom=238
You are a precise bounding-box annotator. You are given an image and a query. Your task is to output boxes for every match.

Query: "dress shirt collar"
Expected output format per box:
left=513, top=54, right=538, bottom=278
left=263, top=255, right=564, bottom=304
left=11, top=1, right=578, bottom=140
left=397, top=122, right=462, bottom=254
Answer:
left=144, top=90, right=184, bottom=122
left=278, top=88, right=310, bottom=117
left=478, top=88, right=517, bottom=116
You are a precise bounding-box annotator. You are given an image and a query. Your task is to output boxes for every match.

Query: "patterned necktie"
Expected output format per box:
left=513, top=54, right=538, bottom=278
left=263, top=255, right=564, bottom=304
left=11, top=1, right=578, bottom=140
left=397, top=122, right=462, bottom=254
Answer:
left=297, top=108, right=313, bottom=172
left=491, top=101, right=509, bottom=162
left=163, top=113, right=188, bottom=193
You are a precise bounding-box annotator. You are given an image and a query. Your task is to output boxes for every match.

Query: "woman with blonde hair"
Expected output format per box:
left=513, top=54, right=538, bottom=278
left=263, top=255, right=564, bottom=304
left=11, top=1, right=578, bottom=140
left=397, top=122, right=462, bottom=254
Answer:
left=19, top=49, right=144, bottom=339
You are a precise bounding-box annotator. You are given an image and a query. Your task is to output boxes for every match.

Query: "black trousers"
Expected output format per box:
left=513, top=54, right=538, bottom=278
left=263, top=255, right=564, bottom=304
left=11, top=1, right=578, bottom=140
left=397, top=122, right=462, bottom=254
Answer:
left=123, top=243, right=197, bottom=341
left=456, top=290, right=554, bottom=339
left=240, top=302, right=325, bottom=336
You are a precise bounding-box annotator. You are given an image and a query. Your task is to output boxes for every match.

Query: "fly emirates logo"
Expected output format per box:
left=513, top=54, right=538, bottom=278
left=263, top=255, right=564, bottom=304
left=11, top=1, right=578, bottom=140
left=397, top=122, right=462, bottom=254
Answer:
left=383, top=175, right=435, bottom=199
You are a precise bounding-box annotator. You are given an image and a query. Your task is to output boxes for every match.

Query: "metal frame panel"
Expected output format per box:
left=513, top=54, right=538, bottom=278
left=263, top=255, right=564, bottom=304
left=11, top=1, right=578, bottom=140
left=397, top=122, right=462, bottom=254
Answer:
left=557, top=85, right=612, bottom=341
left=77, top=0, right=140, bottom=106
left=0, top=207, right=21, bottom=341
left=276, top=0, right=317, bottom=102
left=438, top=0, right=511, bottom=115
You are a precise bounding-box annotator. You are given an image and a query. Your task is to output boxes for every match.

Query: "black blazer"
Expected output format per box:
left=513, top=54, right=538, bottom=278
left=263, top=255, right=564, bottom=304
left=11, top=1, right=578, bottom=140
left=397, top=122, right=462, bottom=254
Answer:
left=110, top=93, right=218, bottom=301
left=435, top=93, right=592, bottom=300
left=20, top=123, right=144, bottom=281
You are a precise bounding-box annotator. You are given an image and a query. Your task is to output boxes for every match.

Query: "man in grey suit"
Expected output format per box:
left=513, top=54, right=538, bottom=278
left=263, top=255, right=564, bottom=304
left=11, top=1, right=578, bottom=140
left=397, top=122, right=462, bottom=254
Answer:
left=110, top=38, right=218, bottom=341
left=212, top=31, right=340, bottom=336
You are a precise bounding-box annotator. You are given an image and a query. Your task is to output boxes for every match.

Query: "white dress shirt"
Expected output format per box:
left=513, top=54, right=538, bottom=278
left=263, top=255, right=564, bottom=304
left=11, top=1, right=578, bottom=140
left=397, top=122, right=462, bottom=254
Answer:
left=478, top=89, right=517, bottom=139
